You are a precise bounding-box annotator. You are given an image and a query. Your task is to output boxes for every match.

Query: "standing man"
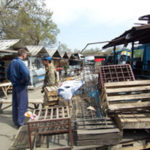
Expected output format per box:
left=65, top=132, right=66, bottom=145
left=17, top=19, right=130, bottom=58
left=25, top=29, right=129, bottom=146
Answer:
left=7, top=49, right=30, bottom=128
left=41, top=54, right=58, bottom=93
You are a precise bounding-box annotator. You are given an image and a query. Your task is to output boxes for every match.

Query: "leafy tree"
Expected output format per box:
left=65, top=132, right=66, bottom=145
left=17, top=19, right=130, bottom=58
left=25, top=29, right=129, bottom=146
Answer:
left=58, top=43, right=71, bottom=53
left=0, top=0, right=59, bottom=46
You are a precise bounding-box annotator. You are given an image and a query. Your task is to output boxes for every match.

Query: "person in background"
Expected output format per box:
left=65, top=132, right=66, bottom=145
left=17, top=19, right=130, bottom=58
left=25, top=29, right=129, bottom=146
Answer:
left=7, top=49, right=30, bottom=128
left=41, top=54, right=58, bottom=93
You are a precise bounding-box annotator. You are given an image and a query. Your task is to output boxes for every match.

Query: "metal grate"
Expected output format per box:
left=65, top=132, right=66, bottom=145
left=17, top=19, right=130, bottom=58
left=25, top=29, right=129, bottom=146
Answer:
left=99, top=64, right=135, bottom=88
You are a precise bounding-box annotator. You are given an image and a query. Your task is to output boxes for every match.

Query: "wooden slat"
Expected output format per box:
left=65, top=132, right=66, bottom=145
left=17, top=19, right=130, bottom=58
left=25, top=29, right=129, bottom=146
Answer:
left=61, top=107, right=64, bottom=118
left=120, top=117, right=150, bottom=122
left=104, top=80, right=150, bottom=87
left=106, top=86, right=150, bottom=93
left=77, top=128, right=120, bottom=135
left=44, top=108, right=48, bottom=119
left=107, top=93, right=150, bottom=101
left=57, top=107, right=59, bottom=119
left=37, top=109, right=41, bottom=120
left=66, top=106, right=70, bottom=118
left=109, top=101, right=150, bottom=111
left=118, top=113, right=150, bottom=118
left=50, top=108, right=53, bottom=119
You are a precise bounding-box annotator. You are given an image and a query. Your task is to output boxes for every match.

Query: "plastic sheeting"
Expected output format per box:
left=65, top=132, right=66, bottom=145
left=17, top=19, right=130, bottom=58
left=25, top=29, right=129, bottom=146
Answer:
left=58, top=80, right=84, bottom=101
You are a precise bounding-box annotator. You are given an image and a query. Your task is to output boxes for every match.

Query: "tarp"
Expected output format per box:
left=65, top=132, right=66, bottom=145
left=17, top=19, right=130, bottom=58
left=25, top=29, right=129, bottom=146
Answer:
left=58, top=80, right=84, bottom=100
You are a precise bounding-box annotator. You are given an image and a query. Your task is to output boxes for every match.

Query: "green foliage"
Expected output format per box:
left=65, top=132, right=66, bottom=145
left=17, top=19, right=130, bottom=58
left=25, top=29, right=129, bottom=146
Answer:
left=0, top=0, right=59, bottom=46
left=58, top=43, right=71, bottom=52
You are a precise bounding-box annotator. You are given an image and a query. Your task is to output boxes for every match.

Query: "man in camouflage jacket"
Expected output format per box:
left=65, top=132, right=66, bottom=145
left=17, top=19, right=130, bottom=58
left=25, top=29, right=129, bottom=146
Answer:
left=41, top=55, right=58, bottom=93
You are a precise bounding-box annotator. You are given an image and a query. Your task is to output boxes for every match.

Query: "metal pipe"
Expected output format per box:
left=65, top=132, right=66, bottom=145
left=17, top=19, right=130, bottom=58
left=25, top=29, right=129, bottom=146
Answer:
left=131, top=42, right=134, bottom=67
left=113, top=46, right=116, bottom=64
left=81, top=41, right=109, bottom=53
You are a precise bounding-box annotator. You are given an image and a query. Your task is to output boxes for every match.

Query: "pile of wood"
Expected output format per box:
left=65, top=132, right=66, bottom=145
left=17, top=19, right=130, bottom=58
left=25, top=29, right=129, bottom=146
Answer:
left=73, top=118, right=121, bottom=147
left=100, top=79, right=150, bottom=149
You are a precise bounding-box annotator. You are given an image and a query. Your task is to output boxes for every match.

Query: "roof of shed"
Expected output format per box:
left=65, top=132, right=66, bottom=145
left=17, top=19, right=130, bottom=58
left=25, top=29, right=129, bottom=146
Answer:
left=26, top=45, right=47, bottom=56
left=0, top=39, right=20, bottom=51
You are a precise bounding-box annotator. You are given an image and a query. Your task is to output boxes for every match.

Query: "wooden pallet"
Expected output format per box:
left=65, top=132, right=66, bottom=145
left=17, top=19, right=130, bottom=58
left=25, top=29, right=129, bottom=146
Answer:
left=74, top=118, right=121, bottom=146
left=115, top=113, right=150, bottom=129
left=101, top=80, right=150, bottom=113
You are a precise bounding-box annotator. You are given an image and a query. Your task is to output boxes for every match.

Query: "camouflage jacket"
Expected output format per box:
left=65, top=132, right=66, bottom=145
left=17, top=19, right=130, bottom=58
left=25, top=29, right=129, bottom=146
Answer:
left=43, top=63, right=58, bottom=89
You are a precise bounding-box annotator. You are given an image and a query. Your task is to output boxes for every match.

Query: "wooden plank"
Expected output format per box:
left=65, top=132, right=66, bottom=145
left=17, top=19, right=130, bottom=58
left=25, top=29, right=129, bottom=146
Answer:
left=50, top=108, right=53, bottom=119
left=66, top=106, right=70, bottom=118
left=104, top=80, right=150, bottom=87
left=10, top=125, right=30, bottom=149
left=107, top=93, right=150, bottom=101
left=120, top=117, right=150, bottom=122
left=62, top=107, right=65, bottom=118
left=109, top=101, right=150, bottom=111
left=77, top=124, right=116, bottom=130
left=106, top=86, right=150, bottom=93
left=118, top=113, right=150, bottom=118
left=77, top=128, right=120, bottom=135
left=121, top=121, right=150, bottom=129
left=77, top=121, right=115, bottom=126
left=37, top=109, right=41, bottom=120
left=76, top=137, right=120, bottom=146
left=44, top=109, right=48, bottom=119
left=57, top=107, right=59, bottom=119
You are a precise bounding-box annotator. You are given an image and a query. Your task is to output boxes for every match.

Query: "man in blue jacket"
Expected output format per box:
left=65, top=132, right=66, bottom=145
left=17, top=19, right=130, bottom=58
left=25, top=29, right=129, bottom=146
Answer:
left=7, top=49, right=30, bottom=128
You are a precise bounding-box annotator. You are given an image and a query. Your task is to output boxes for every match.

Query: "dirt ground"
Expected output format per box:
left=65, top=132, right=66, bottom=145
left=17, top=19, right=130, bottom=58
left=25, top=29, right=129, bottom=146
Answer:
left=0, top=87, right=43, bottom=150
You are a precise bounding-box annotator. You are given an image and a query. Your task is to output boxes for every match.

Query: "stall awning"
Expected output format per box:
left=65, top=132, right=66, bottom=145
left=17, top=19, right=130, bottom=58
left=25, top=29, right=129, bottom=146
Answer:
left=103, top=24, right=150, bottom=49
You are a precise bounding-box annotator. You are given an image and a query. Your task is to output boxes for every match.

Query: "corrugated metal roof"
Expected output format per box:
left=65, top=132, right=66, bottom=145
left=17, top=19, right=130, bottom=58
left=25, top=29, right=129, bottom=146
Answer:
left=46, top=49, right=61, bottom=58
left=47, top=49, right=57, bottom=57
left=26, top=45, right=47, bottom=56
left=0, top=39, right=20, bottom=50
left=59, top=51, right=65, bottom=57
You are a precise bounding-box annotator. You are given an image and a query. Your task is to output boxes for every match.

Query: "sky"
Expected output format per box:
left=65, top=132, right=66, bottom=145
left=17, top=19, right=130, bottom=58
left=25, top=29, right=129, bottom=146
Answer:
left=45, top=0, right=150, bottom=51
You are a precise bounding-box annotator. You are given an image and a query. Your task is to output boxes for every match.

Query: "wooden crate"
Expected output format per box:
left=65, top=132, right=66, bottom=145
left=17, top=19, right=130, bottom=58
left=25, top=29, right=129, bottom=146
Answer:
left=74, top=118, right=121, bottom=147
left=27, top=106, right=73, bottom=150
left=115, top=113, right=150, bottom=129
left=44, top=86, right=59, bottom=103
left=101, top=80, right=150, bottom=113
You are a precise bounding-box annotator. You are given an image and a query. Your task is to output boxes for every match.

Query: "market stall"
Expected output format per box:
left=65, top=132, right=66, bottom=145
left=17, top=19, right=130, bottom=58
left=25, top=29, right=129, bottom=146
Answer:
left=26, top=45, right=48, bottom=88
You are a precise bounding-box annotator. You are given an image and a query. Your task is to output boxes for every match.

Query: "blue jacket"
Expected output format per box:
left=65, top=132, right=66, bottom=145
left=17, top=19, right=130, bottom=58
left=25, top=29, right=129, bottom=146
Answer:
left=7, top=57, right=30, bottom=86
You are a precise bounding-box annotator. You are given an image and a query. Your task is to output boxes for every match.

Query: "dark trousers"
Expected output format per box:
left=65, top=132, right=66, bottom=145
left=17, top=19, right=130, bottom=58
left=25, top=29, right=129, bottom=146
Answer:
left=12, top=86, right=28, bottom=126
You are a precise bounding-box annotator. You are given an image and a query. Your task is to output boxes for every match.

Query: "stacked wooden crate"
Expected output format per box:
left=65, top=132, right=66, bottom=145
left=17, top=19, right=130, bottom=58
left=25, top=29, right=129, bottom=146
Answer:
left=99, top=64, right=150, bottom=149
left=44, top=86, right=59, bottom=107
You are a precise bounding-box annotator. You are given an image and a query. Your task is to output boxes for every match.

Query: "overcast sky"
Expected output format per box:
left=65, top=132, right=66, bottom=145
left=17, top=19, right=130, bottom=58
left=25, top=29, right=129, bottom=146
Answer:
left=45, top=0, right=150, bottom=51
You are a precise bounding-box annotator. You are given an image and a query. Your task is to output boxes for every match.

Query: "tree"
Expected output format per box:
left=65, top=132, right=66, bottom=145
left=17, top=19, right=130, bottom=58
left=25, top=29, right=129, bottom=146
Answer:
left=0, top=0, right=59, bottom=46
left=58, top=43, right=71, bottom=53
